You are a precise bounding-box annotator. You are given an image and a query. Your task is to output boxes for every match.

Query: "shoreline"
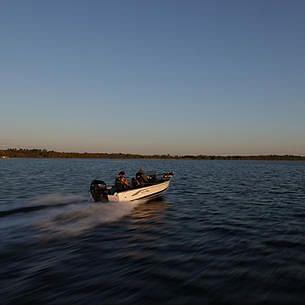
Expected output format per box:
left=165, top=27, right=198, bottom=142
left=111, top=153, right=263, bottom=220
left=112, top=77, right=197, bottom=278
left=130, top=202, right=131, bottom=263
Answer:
left=1, top=149, right=305, bottom=161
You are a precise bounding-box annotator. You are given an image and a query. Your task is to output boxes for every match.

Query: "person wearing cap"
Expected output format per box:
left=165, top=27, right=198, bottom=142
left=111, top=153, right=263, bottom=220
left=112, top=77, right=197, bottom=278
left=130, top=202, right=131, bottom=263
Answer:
left=136, top=168, right=149, bottom=185
left=115, top=171, right=129, bottom=191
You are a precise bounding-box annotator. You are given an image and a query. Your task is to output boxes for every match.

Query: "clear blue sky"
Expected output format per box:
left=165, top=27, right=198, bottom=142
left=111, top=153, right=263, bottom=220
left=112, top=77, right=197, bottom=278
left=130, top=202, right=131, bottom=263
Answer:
left=1, top=0, right=305, bottom=155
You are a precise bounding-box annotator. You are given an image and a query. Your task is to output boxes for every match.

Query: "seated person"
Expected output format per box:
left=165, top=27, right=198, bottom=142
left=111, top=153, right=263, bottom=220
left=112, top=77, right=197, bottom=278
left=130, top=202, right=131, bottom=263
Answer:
left=136, top=168, right=149, bottom=185
left=115, top=171, right=129, bottom=191
left=131, top=177, right=140, bottom=188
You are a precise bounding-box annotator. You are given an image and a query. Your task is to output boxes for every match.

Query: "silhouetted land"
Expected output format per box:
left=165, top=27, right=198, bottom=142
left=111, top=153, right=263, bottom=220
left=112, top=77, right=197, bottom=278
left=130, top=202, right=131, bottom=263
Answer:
left=1, top=148, right=305, bottom=161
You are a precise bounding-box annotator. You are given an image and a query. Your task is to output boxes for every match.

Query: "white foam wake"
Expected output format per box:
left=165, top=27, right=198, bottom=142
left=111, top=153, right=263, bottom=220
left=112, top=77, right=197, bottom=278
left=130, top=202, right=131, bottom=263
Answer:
left=36, top=194, right=144, bottom=236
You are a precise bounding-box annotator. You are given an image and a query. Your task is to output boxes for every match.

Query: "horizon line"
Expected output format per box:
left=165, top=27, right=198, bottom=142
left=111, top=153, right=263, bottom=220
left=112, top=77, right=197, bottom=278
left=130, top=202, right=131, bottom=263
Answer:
left=1, top=148, right=305, bottom=159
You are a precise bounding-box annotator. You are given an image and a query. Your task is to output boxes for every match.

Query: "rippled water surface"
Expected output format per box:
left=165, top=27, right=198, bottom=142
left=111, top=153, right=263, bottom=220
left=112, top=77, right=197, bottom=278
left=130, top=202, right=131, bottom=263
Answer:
left=1, top=159, right=305, bottom=305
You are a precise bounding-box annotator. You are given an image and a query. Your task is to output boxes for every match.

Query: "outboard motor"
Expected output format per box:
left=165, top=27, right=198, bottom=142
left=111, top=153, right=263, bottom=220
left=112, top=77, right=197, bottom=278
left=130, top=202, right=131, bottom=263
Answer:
left=90, top=180, right=108, bottom=202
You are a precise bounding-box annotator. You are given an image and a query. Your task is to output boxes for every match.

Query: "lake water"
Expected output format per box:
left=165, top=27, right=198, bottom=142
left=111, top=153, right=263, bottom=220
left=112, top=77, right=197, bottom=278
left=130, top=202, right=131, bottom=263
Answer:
left=1, top=159, right=305, bottom=305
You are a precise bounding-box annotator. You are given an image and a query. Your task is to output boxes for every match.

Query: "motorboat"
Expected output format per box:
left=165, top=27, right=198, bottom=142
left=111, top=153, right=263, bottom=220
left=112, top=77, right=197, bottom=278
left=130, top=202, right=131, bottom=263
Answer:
left=90, top=172, right=173, bottom=202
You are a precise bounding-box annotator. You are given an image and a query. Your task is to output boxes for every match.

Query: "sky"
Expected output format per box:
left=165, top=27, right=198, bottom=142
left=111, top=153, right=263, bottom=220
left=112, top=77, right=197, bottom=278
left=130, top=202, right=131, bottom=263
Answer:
left=1, top=0, right=305, bottom=155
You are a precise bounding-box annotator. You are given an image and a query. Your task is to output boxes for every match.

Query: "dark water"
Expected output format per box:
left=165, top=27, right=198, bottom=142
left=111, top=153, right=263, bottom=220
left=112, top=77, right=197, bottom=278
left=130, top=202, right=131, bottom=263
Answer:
left=1, top=159, right=305, bottom=305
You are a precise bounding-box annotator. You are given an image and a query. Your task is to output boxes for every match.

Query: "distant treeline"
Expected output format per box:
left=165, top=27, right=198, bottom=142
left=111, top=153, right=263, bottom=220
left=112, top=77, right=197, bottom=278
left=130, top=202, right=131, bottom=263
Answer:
left=1, top=148, right=305, bottom=161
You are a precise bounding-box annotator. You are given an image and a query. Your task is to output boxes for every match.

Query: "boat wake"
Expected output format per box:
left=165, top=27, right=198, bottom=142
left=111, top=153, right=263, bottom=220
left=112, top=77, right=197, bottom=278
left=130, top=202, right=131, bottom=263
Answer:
left=1, top=193, right=144, bottom=238
left=0, top=194, right=85, bottom=217
left=35, top=194, right=144, bottom=237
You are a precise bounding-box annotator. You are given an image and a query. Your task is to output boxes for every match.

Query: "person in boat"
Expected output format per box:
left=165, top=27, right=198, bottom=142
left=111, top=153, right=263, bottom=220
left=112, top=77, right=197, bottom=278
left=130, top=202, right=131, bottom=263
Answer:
left=136, top=168, right=149, bottom=185
left=115, top=171, right=129, bottom=191
left=131, top=177, right=140, bottom=188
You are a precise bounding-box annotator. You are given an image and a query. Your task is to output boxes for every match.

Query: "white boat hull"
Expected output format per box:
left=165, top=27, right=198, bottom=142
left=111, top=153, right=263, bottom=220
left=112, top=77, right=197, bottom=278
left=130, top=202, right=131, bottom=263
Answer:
left=107, top=180, right=170, bottom=202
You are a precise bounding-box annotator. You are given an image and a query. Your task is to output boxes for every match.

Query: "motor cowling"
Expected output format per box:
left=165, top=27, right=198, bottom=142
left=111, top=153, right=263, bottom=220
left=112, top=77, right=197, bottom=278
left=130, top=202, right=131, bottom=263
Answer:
left=90, top=180, right=108, bottom=202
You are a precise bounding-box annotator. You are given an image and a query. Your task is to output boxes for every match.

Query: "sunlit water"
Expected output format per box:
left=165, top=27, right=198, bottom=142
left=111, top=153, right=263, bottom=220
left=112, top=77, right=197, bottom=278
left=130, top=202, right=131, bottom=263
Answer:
left=1, top=159, right=305, bottom=305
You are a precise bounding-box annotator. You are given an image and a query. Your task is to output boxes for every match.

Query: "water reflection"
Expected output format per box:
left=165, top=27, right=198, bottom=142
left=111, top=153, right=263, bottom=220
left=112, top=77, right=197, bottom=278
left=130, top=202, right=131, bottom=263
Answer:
left=131, top=197, right=169, bottom=223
